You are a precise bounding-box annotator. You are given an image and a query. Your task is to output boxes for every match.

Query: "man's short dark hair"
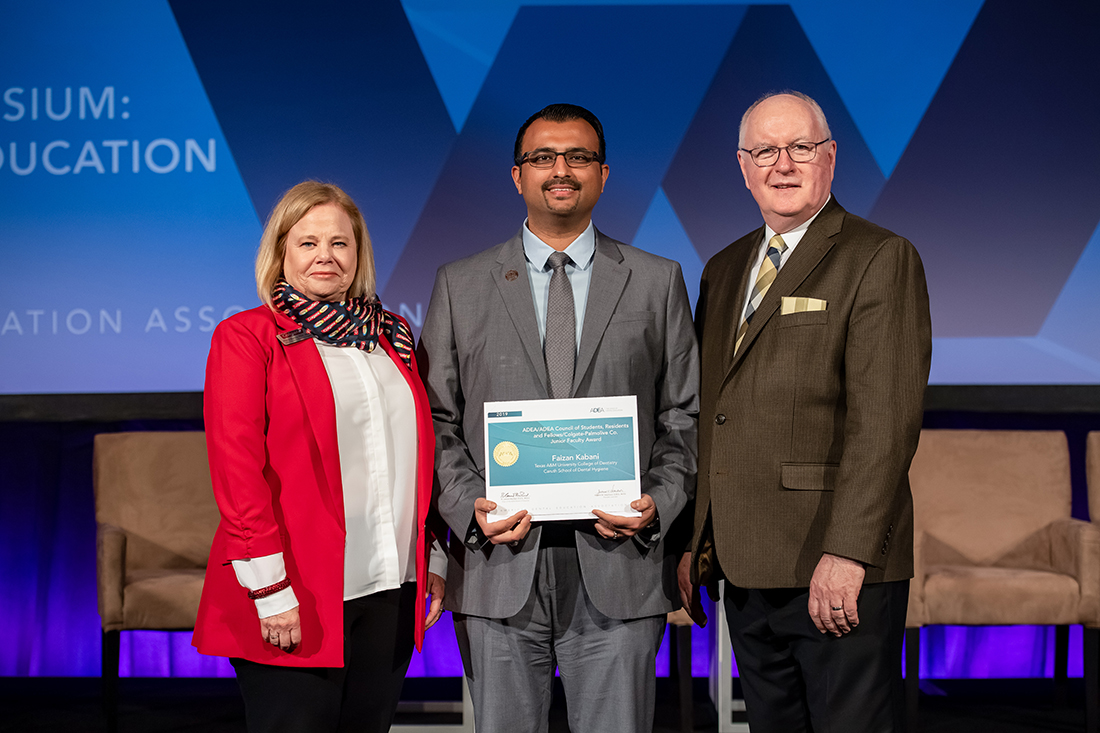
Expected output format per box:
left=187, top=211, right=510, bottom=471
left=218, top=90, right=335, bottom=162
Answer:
left=513, top=103, right=606, bottom=166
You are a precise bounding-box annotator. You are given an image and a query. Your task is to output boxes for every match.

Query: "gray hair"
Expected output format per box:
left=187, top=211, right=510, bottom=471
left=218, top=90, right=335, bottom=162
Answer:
left=738, top=90, right=831, bottom=148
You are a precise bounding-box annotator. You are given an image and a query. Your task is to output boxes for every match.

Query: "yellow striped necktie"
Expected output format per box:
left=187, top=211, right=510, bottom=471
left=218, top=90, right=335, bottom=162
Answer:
left=735, top=234, right=787, bottom=354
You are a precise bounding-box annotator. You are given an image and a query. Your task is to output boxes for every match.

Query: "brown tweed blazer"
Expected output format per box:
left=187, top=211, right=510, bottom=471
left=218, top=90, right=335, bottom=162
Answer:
left=690, top=197, right=931, bottom=589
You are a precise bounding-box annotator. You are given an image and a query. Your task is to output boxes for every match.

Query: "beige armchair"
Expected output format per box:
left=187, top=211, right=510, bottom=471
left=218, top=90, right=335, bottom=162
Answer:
left=94, top=431, right=219, bottom=731
left=1088, top=431, right=1100, bottom=524
left=665, top=608, right=695, bottom=733
left=1090, top=429, right=1100, bottom=727
left=905, top=429, right=1100, bottom=732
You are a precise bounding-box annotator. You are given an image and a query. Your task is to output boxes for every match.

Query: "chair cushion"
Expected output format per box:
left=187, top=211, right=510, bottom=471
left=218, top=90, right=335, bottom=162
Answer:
left=122, top=569, right=207, bottom=630
left=924, top=565, right=1081, bottom=625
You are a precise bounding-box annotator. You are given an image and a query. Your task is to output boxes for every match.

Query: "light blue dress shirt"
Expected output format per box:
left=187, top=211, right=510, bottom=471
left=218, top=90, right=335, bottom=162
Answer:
left=521, top=220, right=595, bottom=352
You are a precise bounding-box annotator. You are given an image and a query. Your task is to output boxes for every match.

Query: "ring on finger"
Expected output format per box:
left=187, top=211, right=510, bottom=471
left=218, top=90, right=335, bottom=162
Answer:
left=830, top=606, right=843, bottom=611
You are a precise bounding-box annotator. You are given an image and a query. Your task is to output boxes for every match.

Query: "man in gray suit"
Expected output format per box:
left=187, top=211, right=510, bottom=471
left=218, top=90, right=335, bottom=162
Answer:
left=419, top=103, right=699, bottom=733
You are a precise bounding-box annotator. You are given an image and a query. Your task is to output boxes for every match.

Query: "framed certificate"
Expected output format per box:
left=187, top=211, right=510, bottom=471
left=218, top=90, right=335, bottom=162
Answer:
left=483, top=395, right=642, bottom=521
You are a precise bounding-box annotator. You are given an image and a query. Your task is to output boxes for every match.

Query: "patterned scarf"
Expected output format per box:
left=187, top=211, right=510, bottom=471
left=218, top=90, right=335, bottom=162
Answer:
left=271, top=279, right=414, bottom=368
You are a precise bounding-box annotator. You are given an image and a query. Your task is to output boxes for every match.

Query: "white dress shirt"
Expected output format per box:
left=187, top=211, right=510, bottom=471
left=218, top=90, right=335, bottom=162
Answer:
left=739, top=196, right=832, bottom=326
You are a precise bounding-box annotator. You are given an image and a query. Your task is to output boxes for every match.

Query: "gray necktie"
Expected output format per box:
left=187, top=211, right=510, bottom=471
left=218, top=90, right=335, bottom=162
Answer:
left=544, top=251, right=575, bottom=399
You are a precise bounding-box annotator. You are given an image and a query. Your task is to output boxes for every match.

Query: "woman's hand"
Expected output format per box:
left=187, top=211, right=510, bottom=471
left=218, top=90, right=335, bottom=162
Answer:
left=260, top=606, right=301, bottom=653
left=424, top=572, right=446, bottom=630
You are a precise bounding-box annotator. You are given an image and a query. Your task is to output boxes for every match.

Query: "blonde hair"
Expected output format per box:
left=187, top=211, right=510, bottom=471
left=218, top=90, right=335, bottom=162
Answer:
left=255, top=181, right=375, bottom=306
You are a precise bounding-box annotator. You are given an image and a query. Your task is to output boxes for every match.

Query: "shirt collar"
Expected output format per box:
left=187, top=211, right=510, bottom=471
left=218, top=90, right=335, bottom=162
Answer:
left=521, top=219, right=597, bottom=270
left=763, top=194, right=831, bottom=248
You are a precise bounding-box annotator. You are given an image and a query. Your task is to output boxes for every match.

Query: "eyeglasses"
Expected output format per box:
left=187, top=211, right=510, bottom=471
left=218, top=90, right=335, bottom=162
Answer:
left=739, top=138, right=831, bottom=167
left=517, top=149, right=603, bottom=169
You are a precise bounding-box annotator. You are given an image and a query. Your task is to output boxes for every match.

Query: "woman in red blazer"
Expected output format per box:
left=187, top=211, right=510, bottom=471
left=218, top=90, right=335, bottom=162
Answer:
left=192, top=181, right=445, bottom=732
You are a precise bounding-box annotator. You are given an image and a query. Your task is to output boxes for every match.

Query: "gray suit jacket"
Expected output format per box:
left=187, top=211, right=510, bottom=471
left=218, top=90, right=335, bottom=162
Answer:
left=690, top=197, right=931, bottom=589
left=419, top=228, right=699, bottom=619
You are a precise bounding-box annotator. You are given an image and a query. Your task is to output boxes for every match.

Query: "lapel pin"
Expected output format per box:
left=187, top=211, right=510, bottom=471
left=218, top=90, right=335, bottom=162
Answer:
left=505, top=270, right=519, bottom=282
left=277, top=328, right=311, bottom=345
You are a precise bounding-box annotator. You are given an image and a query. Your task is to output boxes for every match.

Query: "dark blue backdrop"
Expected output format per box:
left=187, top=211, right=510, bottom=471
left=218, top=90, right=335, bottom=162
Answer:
left=2, top=0, right=1099, bottom=390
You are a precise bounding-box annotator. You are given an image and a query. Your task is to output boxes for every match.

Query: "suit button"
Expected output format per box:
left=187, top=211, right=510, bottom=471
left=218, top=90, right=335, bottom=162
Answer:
left=715, top=414, right=726, bottom=425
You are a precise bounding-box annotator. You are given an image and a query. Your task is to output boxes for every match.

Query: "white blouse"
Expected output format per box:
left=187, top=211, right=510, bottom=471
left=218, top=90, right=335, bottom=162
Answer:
left=232, top=340, right=427, bottom=618
left=318, top=340, right=418, bottom=599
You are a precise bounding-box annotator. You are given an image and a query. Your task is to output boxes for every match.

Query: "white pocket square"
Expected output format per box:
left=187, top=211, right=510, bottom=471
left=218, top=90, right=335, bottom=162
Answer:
left=781, top=296, right=827, bottom=315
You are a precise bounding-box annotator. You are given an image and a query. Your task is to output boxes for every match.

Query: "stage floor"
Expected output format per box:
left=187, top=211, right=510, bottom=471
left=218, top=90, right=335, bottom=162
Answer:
left=0, top=677, right=1091, bottom=732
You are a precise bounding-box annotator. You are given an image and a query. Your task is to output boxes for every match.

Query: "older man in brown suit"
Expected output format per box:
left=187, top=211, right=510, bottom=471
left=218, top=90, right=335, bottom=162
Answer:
left=682, top=91, right=931, bottom=731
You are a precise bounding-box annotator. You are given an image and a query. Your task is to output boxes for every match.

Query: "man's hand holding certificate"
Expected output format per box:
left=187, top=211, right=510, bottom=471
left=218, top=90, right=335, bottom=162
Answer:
left=484, top=395, right=642, bottom=522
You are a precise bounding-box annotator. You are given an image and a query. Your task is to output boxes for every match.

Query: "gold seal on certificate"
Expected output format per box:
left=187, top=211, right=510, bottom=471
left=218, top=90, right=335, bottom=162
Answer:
left=493, top=440, right=519, bottom=467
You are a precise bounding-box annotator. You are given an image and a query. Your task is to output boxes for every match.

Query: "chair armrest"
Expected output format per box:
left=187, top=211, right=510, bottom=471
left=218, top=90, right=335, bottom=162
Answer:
left=906, top=531, right=926, bottom=627
left=1049, top=517, right=1100, bottom=626
left=97, top=523, right=126, bottom=631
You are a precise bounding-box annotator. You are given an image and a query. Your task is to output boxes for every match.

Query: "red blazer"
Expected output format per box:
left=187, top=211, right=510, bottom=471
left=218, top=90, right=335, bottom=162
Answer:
left=192, top=305, right=437, bottom=667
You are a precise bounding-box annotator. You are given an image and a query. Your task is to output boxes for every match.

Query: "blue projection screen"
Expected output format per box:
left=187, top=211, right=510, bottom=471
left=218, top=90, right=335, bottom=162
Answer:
left=2, top=0, right=1099, bottom=394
